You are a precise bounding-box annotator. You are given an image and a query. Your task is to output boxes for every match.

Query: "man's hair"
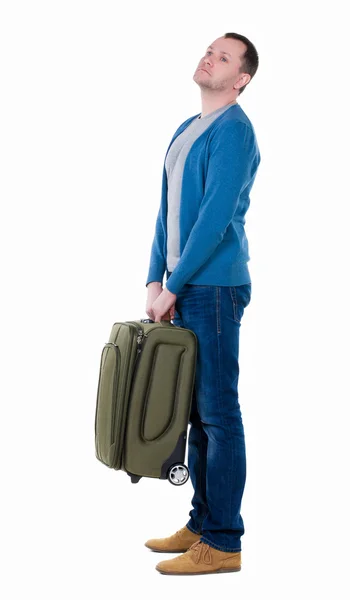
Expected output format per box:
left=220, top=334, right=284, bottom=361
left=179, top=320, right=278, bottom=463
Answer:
left=223, top=32, right=259, bottom=95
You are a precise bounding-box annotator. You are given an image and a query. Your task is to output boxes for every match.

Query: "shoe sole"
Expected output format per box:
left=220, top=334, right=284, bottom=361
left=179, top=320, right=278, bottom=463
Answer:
left=145, top=545, right=194, bottom=553
left=156, top=566, right=241, bottom=575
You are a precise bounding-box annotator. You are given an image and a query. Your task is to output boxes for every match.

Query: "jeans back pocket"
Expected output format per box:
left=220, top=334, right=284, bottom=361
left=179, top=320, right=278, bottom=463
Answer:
left=229, top=284, right=252, bottom=323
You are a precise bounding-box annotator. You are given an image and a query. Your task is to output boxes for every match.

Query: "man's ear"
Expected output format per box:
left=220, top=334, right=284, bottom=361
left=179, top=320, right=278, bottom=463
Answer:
left=234, top=73, right=251, bottom=91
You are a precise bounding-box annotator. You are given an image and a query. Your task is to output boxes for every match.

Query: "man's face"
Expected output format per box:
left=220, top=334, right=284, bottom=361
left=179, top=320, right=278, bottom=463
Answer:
left=193, top=36, right=249, bottom=92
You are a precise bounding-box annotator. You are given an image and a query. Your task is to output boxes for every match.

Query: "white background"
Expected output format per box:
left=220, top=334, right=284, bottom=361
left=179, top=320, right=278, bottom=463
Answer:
left=1, top=1, right=349, bottom=598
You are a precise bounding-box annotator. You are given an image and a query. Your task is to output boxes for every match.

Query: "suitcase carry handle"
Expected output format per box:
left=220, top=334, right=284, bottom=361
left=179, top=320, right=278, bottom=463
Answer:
left=140, top=318, right=175, bottom=326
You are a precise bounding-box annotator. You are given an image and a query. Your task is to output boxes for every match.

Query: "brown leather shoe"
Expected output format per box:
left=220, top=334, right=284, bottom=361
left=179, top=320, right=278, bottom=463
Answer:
left=145, top=525, right=201, bottom=553
left=155, top=540, right=242, bottom=575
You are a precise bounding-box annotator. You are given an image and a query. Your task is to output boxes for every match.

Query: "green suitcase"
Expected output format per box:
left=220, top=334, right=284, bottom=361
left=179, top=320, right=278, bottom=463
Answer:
left=94, top=318, right=197, bottom=485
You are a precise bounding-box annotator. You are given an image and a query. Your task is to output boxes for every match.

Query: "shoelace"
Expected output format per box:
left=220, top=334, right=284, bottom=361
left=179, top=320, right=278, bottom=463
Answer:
left=189, top=540, right=213, bottom=565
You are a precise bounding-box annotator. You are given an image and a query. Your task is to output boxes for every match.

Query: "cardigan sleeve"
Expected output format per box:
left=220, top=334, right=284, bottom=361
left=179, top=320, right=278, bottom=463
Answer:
left=165, top=121, right=259, bottom=296
left=145, top=202, right=167, bottom=287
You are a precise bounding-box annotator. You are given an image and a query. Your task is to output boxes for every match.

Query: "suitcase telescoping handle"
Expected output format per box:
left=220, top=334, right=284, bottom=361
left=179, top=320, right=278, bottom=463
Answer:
left=140, top=318, right=175, bottom=327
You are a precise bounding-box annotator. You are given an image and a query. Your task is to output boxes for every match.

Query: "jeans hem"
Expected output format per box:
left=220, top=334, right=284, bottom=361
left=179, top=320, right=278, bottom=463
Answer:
left=200, top=535, right=241, bottom=553
left=186, top=523, right=202, bottom=535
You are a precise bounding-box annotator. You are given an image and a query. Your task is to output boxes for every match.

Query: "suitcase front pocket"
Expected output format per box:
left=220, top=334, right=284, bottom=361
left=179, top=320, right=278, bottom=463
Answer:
left=95, top=342, right=121, bottom=465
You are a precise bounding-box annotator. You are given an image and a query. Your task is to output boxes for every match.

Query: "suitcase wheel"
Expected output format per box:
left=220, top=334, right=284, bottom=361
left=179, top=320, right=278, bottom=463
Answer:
left=167, top=464, right=189, bottom=486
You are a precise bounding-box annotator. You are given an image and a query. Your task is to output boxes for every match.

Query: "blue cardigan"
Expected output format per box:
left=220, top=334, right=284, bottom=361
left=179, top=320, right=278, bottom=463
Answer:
left=146, top=104, right=261, bottom=296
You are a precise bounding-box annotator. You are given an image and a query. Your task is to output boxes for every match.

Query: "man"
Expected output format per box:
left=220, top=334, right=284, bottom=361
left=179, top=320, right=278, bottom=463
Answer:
left=144, top=32, right=261, bottom=576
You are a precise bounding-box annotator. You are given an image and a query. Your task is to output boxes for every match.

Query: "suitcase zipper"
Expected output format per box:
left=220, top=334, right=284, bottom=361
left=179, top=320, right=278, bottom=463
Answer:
left=124, top=321, right=148, bottom=349
left=110, top=325, right=148, bottom=466
left=94, top=342, right=121, bottom=454
left=115, top=327, right=148, bottom=462
left=136, top=328, right=148, bottom=349
left=108, top=342, right=121, bottom=446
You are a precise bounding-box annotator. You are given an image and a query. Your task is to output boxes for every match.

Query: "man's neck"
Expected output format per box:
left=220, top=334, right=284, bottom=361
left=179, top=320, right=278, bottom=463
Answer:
left=199, top=97, right=238, bottom=119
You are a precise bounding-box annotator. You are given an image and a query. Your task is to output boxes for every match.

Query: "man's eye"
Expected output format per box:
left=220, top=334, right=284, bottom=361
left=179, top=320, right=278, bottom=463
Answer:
left=205, top=51, right=227, bottom=62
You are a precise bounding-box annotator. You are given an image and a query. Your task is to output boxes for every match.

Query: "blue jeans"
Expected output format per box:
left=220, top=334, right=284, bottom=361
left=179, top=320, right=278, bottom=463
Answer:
left=167, top=270, right=252, bottom=552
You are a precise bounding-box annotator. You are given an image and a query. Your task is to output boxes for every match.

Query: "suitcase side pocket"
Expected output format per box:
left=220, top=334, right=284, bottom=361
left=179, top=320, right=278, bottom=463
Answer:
left=95, top=342, right=121, bottom=465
